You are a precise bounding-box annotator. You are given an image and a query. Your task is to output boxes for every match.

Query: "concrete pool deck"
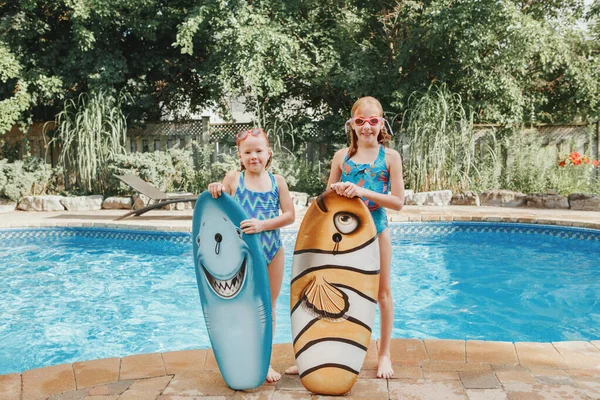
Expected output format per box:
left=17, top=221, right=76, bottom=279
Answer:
left=0, top=205, right=599, bottom=400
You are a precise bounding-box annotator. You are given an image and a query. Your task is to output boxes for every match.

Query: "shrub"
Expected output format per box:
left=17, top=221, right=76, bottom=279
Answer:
left=551, top=151, right=600, bottom=195
left=0, top=157, right=54, bottom=202
left=107, top=149, right=196, bottom=195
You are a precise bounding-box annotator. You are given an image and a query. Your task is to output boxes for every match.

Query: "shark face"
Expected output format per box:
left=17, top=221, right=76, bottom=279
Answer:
left=195, top=201, right=250, bottom=299
left=192, top=191, right=273, bottom=390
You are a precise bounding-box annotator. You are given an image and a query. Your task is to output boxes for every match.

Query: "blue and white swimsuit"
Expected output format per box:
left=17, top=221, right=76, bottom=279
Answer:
left=234, top=171, right=283, bottom=264
left=341, top=145, right=390, bottom=235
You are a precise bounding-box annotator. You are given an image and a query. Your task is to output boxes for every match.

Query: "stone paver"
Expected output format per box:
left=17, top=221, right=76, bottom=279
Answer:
left=274, top=374, right=306, bottom=392
left=389, top=365, right=423, bottom=379
left=233, top=385, right=276, bottom=400
left=162, top=349, right=208, bottom=374
left=465, top=389, right=508, bottom=400
left=119, top=353, right=166, bottom=381
left=552, top=341, right=600, bottom=370
left=118, top=390, right=163, bottom=400
left=2, top=207, right=600, bottom=399
left=495, top=370, right=537, bottom=385
left=422, top=362, right=494, bottom=372
left=389, top=338, right=429, bottom=365
left=162, top=371, right=235, bottom=397
left=529, top=368, right=575, bottom=386
left=467, top=340, right=518, bottom=365
left=73, top=357, right=120, bottom=389
left=22, top=363, right=76, bottom=400
left=87, top=380, right=132, bottom=396
left=460, top=369, right=501, bottom=389
left=388, top=379, right=467, bottom=399
left=347, top=379, right=388, bottom=400
left=424, top=339, right=466, bottom=362
left=128, top=376, right=172, bottom=391
left=423, top=370, right=461, bottom=380
left=0, top=373, right=21, bottom=400
left=515, top=342, right=568, bottom=369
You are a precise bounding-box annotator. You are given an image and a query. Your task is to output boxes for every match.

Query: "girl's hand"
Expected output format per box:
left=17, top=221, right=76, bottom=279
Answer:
left=208, top=182, right=224, bottom=198
left=330, top=182, right=348, bottom=196
left=330, top=182, right=364, bottom=198
left=343, top=182, right=365, bottom=198
left=240, top=218, right=265, bottom=234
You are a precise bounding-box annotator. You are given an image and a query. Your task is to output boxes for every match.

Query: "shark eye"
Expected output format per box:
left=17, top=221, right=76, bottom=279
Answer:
left=196, top=236, right=201, bottom=245
left=235, top=227, right=243, bottom=239
left=333, top=212, right=359, bottom=234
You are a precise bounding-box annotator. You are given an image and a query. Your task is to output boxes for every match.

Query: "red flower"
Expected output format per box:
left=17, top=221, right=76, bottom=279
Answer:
left=593, top=160, right=600, bottom=168
left=558, top=160, right=566, bottom=167
left=569, top=152, right=581, bottom=163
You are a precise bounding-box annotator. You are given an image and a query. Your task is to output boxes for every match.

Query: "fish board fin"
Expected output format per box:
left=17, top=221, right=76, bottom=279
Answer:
left=301, top=275, right=349, bottom=321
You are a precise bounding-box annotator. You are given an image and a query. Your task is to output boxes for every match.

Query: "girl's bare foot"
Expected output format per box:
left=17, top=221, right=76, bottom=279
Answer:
left=376, top=355, right=394, bottom=379
left=284, top=365, right=298, bottom=375
left=266, top=365, right=281, bottom=383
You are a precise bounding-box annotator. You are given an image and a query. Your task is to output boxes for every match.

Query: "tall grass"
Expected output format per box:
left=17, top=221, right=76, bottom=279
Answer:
left=402, top=83, right=475, bottom=192
left=48, top=91, right=130, bottom=193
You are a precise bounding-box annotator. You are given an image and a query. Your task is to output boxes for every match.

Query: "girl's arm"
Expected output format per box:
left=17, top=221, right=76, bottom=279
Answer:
left=240, top=175, right=296, bottom=233
left=207, top=170, right=238, bottom=198
left=265, top=175, right=296, bottom=229
left=334, top=150, right=405, bottom=211
left=326, top=148, right=347, bottom=187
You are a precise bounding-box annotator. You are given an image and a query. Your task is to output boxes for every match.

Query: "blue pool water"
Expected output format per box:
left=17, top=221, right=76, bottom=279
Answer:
left=0, top=223, right=598, bottom=375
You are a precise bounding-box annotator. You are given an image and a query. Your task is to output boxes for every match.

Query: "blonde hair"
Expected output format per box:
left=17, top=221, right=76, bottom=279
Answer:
left=347, top=96, right=391, bottom=159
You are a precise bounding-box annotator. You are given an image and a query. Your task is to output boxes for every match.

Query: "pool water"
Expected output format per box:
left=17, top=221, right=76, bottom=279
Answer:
left=0, top=223, right=598, bottom=375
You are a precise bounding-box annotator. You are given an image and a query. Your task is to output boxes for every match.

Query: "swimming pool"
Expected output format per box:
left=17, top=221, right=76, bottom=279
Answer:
left=0, top=222, right=598, bottom=375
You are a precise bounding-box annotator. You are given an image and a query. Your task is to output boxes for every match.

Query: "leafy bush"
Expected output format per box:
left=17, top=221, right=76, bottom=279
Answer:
left=470, top=128, right=600, bottom=196
left=107, top=149, right=197, bottom=195
left=269, top=143, right=328, bottom=196
left=499, top=133, right=558, bottom=194
left=551, top=151, right=600, bottom=195
left=191, top=142, right=239, bottom=194
left=0, top=157, right=54, bottom=202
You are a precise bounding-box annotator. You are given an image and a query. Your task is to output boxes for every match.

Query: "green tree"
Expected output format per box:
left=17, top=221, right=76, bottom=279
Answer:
left=1, top=0, right=598, bottom=132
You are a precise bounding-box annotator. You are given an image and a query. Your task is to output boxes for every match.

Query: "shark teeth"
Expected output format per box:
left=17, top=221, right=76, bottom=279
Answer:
left=203, top=258, right=246, bottom=299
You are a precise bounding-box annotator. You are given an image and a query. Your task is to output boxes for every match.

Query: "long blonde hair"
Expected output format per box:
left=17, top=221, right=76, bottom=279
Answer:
left=347, top=96, right=392, bottom=159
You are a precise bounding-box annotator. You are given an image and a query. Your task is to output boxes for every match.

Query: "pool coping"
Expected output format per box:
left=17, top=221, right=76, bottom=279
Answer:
left=1, top=206, right=599, bottom=399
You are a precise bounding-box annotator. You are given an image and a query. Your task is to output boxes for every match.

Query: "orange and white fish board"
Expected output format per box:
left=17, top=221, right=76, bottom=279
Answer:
left=290, top=190, right=380, bottom=395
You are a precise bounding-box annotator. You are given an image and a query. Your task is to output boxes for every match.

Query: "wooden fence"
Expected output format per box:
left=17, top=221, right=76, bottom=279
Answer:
left=2, top=119, right=599, bottom=168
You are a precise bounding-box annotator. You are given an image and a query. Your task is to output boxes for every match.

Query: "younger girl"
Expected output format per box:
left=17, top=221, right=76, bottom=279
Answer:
left=208, top=128, right=295, bottom=383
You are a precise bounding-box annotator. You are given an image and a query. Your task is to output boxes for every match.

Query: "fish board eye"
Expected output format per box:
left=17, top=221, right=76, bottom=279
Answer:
left=333, top=212, right=360, bottom=234
left=196, top=236, right=201, bottom=245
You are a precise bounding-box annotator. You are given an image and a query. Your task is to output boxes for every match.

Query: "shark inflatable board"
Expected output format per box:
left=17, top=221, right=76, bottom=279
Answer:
left=192, top=191, right=272, bottom=390
left=290, top=190, right=380, bottom=395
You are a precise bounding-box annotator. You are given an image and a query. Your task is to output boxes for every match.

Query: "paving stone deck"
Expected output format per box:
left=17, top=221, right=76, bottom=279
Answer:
left=1, top=206, right=599, bottom=399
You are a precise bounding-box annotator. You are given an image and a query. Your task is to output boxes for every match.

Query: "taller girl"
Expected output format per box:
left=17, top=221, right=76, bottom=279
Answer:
left=329, top=96, right=405, bottom=379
